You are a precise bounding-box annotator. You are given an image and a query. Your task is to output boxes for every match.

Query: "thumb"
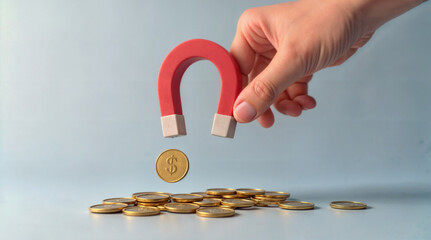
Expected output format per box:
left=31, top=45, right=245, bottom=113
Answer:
left=233, top=51, right=304, bottom=123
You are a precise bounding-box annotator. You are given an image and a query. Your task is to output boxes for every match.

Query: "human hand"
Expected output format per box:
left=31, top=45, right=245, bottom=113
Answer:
left=230, top=0, right=424, bottom=128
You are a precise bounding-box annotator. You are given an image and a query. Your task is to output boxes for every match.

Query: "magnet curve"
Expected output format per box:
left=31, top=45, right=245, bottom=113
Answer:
left=158, top=39, right=242, bottom=138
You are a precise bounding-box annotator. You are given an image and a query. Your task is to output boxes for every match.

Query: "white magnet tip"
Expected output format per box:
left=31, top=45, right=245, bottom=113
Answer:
left=161, top=114, right=186, bottom=137
left=211, top=114, right=237, bottom=138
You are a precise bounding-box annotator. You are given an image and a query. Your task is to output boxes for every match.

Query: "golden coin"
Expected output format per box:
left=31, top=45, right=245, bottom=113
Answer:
left=171, top=194, right=203, bottom=203
left=194, top=198, right=221, bottom=207
left=206, top=188, right=236, bottom=195
left=89, top=203, right=128, bottom=213
left=220, top=204, right=234, bottom=209
left=137, top=201, right=169, bottom=207
left=205, top=195, right=223, bottom=198
left=254, top=196, right=286, bottom=202
left=103, top=197, right=136, bottom=205
left=222, top=194, right=249, bottom=199
left=212, top=198, right=224, bottom=201
left=221, top=199, right=254, bottom=208
left=190, top=192, right=218, bottom=198
left=132, top=192, right=172, bottom=198
left=157, top=205, right=167, bottom=211
left=279, top=201, right=314, bottom=210
left=253, top=200, right=270, bottom=207
left=136, top=193, right=170, bottom=203
left=236, top=188, right=265, bottom=196
left=190, top=192, right=205, bottom=196
left=256, top=191, right=290, bottom=199
left=164, top=203, right=200, bottom=213
left=252, top=198, right=279, bottom=207
left=196, top=207, right=235, bottom=218
left=330, top=201, right=367, bottom=210
left=122, top=206, right=160, bottom=216
left=155, top=149, right=189, bottom=183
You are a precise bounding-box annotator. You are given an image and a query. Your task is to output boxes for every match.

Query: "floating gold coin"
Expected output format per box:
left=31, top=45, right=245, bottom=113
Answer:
left=330, top=201, right=367, bottom=210
left=256, top=191, right=290, bottom=199
left=222, top=194, right=249, bottom=199
left=171, top=194, right=203, bottom=203
left=164, top=203, right=200, bottom=213
left=236, top=188, right=265, bottom=196
left=122, top=206, right=160, bottom=216
left=279, top=201, right=314, bottom=210
left=196, top=207, right=235, bottom=218
left=194, top=198, right=221, bottom=207
left=103, top=197, right=136, bottom=205
left=156, top=149, right=189, bottom=183
left=222, top=199, right=254, bottom=208
left=132, top=192, right=172, bottom=198
left=206, top=188, right=236, bottom=195
left=89, top=203, right=128, bottom=213
left=136, top=194, right=170, bottom=203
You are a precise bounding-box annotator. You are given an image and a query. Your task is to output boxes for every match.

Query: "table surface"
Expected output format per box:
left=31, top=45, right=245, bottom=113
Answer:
left=1, top=184, right=430, bottom=240
left=1, top=1, right=430, bottom=239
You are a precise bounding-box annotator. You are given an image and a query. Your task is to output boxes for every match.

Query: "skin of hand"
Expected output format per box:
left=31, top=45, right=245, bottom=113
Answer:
left=230, top=0, right=426, bottom=128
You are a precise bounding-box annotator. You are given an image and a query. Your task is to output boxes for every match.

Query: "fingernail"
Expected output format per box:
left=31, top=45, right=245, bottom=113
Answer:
left=235, top=101, right=257, bottom=122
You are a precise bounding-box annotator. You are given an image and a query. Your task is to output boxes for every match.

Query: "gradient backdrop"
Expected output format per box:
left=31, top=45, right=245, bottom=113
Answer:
left=1, top=0, right=430, bottom=239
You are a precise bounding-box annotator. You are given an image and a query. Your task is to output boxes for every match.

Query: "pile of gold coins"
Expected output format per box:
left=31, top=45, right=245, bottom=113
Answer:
left=89, top=188, right=367, bottom=217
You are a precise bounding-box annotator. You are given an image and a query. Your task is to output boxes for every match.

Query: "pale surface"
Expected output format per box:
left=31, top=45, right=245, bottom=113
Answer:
left=0, top=184, right=430, bottom=239
left=1, top=0, right=430, bottom=239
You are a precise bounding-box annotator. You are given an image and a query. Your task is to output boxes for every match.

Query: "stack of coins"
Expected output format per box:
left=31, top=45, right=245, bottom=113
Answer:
left=89, top=188, right=366, bottom=218
left=171, top=194, right=203, bottom=203
left=134, top=193, right=171, bottom=211
left=252, top=191, right=290, bottom=206
left=221, top=199, right=255, bottom=209
left=102, top=197, right=137, bottom=206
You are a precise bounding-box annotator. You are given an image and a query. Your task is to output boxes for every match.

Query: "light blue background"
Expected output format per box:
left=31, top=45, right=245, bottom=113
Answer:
left=1, top=0, right=430, bottom=239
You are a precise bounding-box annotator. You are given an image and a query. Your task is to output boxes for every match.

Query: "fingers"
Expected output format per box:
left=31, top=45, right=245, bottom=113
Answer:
left=294, top=95, right=316, bottom=110
left=236, top=53, right=275, bottom=128
left=250, top=54, right=272, bottom=81
left=233, top=51, right=304, bottom=123
left=256, top=108, right=275, bottom=128
left=230, top=27, right=255, bottom=76
left=274, top=93, right=316, bottom=116
left=274, top=75, right=316, bottom=116
left=275, top=99, right=303, bottom=117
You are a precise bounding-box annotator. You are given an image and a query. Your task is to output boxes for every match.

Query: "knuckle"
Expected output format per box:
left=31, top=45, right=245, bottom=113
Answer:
left=253, top=80, right=277, bottom=104
left=239, top=8, right=260, bottom=27
left=241, top=8, right=258, bottom=20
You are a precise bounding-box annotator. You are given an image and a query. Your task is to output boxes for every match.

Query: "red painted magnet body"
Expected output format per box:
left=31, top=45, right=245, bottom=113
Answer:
left=157, top=39, right=242, bottom=138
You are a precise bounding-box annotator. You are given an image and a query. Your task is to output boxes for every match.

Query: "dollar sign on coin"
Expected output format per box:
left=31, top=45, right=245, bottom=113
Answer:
left=166, top=154, right=177, bottom=175
left=156, top=149, right=189, bottom=183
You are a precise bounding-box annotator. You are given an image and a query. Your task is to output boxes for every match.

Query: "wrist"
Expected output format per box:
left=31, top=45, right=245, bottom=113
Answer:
left=349, top=0, right=427, bottom=32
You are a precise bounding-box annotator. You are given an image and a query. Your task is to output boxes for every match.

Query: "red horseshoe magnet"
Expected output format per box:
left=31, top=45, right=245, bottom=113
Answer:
left=158, top=39, right=242, bottom=138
